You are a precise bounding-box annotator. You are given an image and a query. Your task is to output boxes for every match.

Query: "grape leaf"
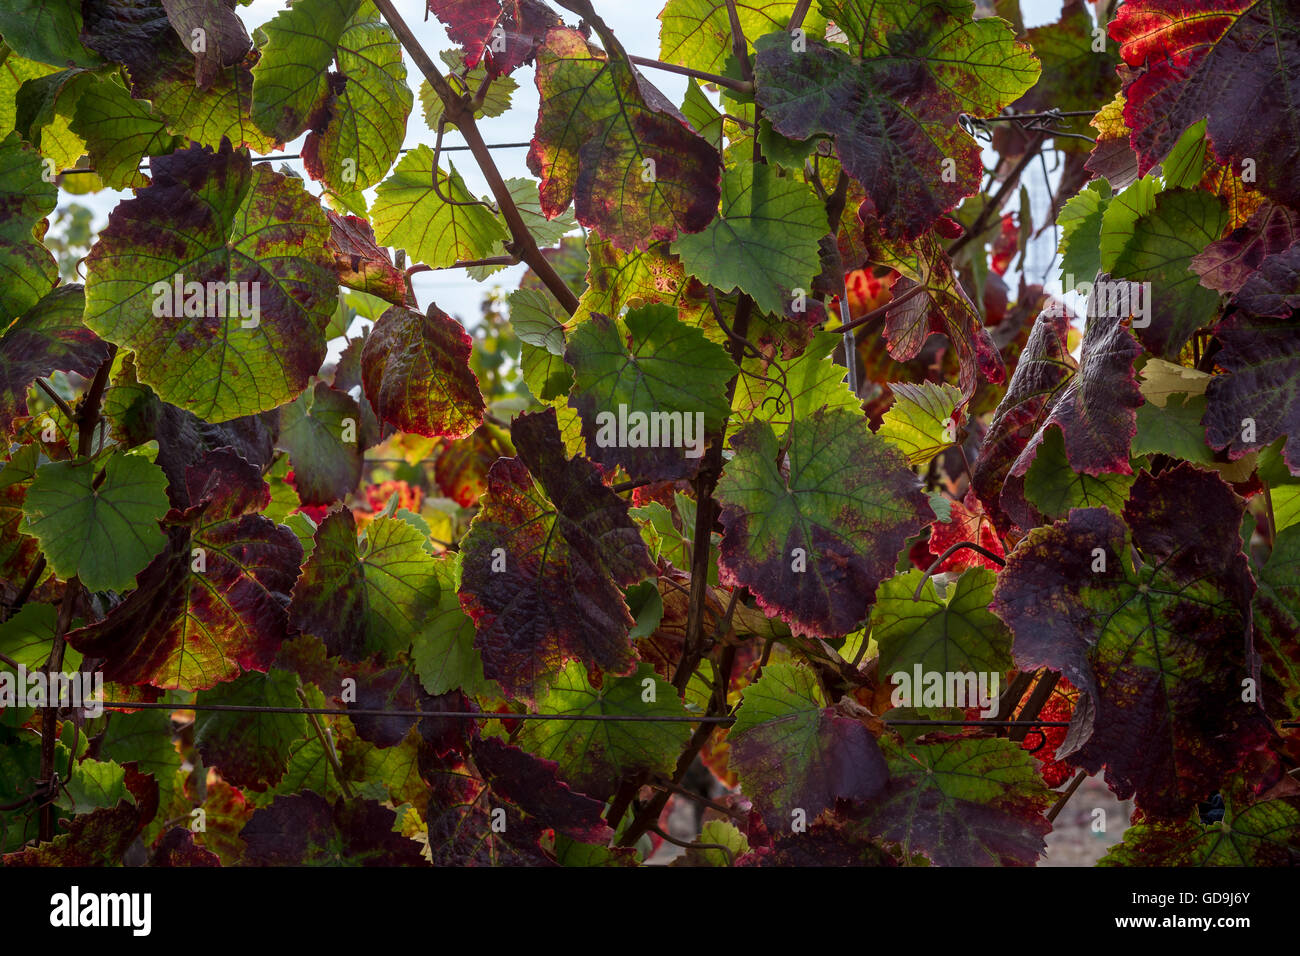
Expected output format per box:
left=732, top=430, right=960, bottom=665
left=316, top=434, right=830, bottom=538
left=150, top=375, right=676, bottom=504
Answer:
left=990, top=465, right=1274, bottom=818
left=240, top=792, right=425, bottom=865
left=159, top=0, right=252, bottom=91
left=66, top=448, right=303, bottom=691
left=753, top=3, right=1038, bottom=239
left=371, top=148, right=509, bottom=269
left=565, top=304, right=734, bottom=481
left=472, top=736, right=613, bottom=843
left=84, top=141, right=336, bottom=422
left=729, top=330, right=860, bottom=440
left=326, top=212, right=406, bottom=306
left=277, top=382, right=367, bottom=506
left=671, top=161, right=826, bottom=316
left=288, top=509, right=440, bottom=662
left=1086, top=91, right=1139, bottom=190
left=575, top=234, right=703, bottom=328
left=1100, top=781, right=1300, bottom=866
left=1023, top=425, right=1136, bottom=520
left=412, top=553, right=496, bottom=697
left=729, top=661, right=888, bottom=828
left=301, top=5, right=412, bottom=192
left=659, top=0, right=826, bottom=75
left=871, top=568, right=1012, bottom=681
left=0, top=130, right=58, bottom=321
left=927, top=491, right=1005, bottom=572
left=859, top=736, right=1052, bottom=866
left=427, top=0, right=561, bottom=78
left=250, top=0, right=360, bottom=142
left=1056, top=179, right=1110, bottom=287
left=716, top=407, right=932, bottom=639
left=1254, top=524, right=1300, bottom=727
left=0, top=284, right=111, bottom=436
left=360, top=304, right=486, bottom=440
left=1204, top=311, right=1300, bottom=473
left=528, top=26, right=722, bottom=252
left=1105, top=188, right=1228, bottom=358
left=459, top=407, right=656, bottom=698
left=23, top=450, right=170, bottom=593
left=1192, top=202, right=1300, bottom=295
left=0, top=0, right=102, bottom=68
left=515, top=661, right=689, bottom=800
left=69, top=73, right=180, bottom=190
left=194, top=667, right=306, bottom=790
left=877, top=382, right=962, bottom=467
left=1111, top=0, right=1300, bottom=209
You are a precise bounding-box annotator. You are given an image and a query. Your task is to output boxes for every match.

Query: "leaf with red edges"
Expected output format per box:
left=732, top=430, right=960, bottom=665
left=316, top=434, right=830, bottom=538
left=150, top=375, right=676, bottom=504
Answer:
left=428, top=0, right=560, bottom=77
left=472, top=736, right=613, bottom=843
left=240, top=792, right=426, bottom=865
left=458, top=407, right=656, bottom=698
left=326, top=212, right=406, bottom=306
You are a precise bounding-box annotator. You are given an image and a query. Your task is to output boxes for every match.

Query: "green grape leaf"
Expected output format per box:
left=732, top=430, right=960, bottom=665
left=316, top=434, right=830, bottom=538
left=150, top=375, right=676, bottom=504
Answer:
left=1023, top=425, right=1136, bottom=519
left=301, top=6, right=412, bottom=192
left=66, top=448, right=302, bottom=691
left=412, top=553, right=497, bottom=697
left=23, top=450, right=170, bottom=593
left=84, top=142, right=336, bottom=422
left=70, top=74, right=180, bottom=190
left=729, top=661, right=888, bottom=828
left=371, top=149, right=509, bottom=269
left=730, top=330, right=860, bottom=440
left=1254, top=524, right=1300, bottom=727
left=0, top=0, right=102, bottom=68
left=277, top=382, right=368, bottom=507
left=859, top=736, right=1053, bottom=866
left=877, top=382, right=962, bottom=467
left=289, top=509, right=440, bottom=663
left=716, top=407, right=931, bottom=639
left=871, top=567, right=1012, bottom=681
left=528, top=26, right=722, bottom=251
left=516, top=661, right=690, bottom=800
left=671, top=161, right=827, bottom=315
left=360, top=304, right=486, bottom=440
left=0, top=130, right=58, bottom=322
left=659, top=0, right=826, bottom=75
left=565, top=304, right=735, bottom=481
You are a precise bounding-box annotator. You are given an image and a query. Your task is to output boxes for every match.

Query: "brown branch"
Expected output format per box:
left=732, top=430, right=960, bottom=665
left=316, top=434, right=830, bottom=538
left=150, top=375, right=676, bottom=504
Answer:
left=1010, top=671, right=1060, bottom=743
left=946, top=131, right=1047, bottom=260
left=627, top=54, right=752, bottom=93
left=1046, top=769, right=1088, bottom=823
left=4, top=555, right=47, bottom=621
left=35, top=379, right=76, bottom=422
left=834, top=282, right=927, bottom=335
left=787, top=0, right=814, bottom=31
left=371, top=0, right=579, bottom=315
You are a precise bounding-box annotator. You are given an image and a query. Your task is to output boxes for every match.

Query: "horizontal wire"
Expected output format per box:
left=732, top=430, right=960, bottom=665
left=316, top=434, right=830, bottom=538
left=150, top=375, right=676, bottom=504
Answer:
left=57, top=142, right=533, bottom=176
left=89, top=700, right=1085, bottom=727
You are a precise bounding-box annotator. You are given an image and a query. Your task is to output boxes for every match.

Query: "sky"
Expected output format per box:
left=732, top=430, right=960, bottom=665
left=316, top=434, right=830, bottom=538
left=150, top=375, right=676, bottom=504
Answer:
left=58, top=0, right=1072, bottom=333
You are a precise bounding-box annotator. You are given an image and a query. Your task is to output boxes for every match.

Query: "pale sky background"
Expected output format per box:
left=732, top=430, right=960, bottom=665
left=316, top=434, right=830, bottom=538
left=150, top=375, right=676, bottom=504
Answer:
left=58, top=0, right=1070, bottom=336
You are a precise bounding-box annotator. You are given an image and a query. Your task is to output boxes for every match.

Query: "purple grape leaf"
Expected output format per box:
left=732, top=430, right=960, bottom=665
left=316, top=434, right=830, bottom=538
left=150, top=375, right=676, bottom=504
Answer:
left=148, top=826, right=222, bottom=866
left=458, top=407, right=655, bottom=699
left=193, top=667, right=307, bottom=791
left=277, top=382, right=370, bottom=507
left=1192, top=202, right=1300, bottom=295
left=472, top=736, right=614, bottom=843
left=728, top=661, right=888, bottom=829
left=326, top=212, right=407, bottom=307
left=991, top=464, right=1275, bottom=819
left=428, top=0, right=560, bottom=77
left=715, top=407, right=931, bottom=639
left=752, top=5, right=1038, bottom=239
left=528, top=26, right=721, bottom=251
left=858, top=736, right=1053, bottom=867
left=360, top=304, right=486, bottom=440
left=66, top=448, right=303, bottom=691
left=240, top=792, right=426, bottom=866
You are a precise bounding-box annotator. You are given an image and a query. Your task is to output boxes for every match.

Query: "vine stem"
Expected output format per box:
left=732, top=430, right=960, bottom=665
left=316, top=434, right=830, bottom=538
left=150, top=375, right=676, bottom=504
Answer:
left=37, top=348, right=115, bottom=842
left=946, top=131, right=1047, bottom=260
left=370, top=0, right=579, bottom=315
left=834, top=282, right=927, bottom=335
left=647, top=824, right=736, bottom=865
left=627, top=54, right=752, bottom=93
left=912, top=540, right=1006, bottom=600
left=297, top=687, right=354, bottom=799
left=1046, top=769, right=1088, bottom=823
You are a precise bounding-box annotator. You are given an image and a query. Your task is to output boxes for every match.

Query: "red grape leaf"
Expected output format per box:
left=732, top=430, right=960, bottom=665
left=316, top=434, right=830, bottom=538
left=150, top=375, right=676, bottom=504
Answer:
left=0, top=284, right=111, bottom=436
left=148, top=826, right=222, bottom=866
left=753, top=4, right=1038, bottom=239
left=928, top=491, right=1005, bottom=572
left=528, top=26, right=721, bottom=251
left=458, top=407, right=656, bottom=699
left=360, top=304, right=485, bottom=440
left=159, top=0, right=252, bottom=92
left=866, top=228, right=1005, bottom=398
left=1111, top=0, right=1300, bottom=209
left=240, top=792, right=426, bottom=865
left=427, top=0, right=560, bottom=78
left=858, top=736, right=1052, bottom=867
left=1192, top=202, right=1300, bottom=295
left=716, top=407, right=932, bottom=639
left=472, top=736, right=614, bottom=843
left=326, top=212, right=406, bottom=306
left=728, top=662, right=888, bottom=828
left=193, top=667, right=307, bottom=790
left=991, top=465, right=1275, bottom=819
left=66, top=448, right=303, bottom=691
